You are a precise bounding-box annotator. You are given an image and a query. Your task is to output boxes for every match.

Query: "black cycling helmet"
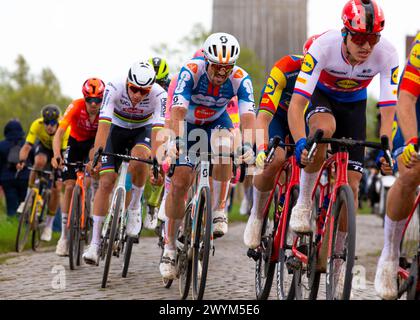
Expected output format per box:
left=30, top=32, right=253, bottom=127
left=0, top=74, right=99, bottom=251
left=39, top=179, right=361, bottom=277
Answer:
left=41, top=104, right=61, bottom=122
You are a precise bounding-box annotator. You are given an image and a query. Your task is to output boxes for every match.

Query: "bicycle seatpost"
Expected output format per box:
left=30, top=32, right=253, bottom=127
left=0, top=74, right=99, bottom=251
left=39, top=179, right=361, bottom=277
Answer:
left=307, top=129, right=324, bottom=160
left=380, top=136, right=393, bottom=168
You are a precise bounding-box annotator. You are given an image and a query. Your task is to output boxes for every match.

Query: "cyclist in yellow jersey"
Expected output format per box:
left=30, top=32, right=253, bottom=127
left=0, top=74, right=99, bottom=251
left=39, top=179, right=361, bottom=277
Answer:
left=16, top=104, right=69, bottom=242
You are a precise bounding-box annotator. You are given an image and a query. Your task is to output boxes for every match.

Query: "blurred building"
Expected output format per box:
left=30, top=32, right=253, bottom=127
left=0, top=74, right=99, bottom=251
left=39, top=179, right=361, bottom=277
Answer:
left=212, top=0, right=307, bottom=73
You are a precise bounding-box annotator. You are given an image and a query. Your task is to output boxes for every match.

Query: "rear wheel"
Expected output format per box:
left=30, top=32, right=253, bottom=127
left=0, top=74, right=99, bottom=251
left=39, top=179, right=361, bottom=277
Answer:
left=102, top=189, right=124, bottom=288
left=326, top=185, right=356, bottom=300
left=192, top=187, right=212, bottom=300
left=16, top=190, right=36, bottom=253
left=69, top=186, right=81, bottom=270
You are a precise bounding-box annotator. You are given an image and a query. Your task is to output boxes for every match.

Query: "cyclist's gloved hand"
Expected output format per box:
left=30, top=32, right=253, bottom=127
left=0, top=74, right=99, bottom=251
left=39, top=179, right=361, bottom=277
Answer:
left=256, top=144, right=267, bottom=169
left=402, top=137, right=419, bottom=167
left=295, top=138, right=307, bottom=166
left=16, top=160, right=25, bottom=171
left=238, top=142, right=255, bottom=165
left=375, top=150, right=394, bottom=175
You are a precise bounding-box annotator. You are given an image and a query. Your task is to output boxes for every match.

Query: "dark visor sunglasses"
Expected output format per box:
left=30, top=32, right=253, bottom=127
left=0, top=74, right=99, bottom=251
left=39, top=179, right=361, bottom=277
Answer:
left=85, top=97, right=103, bottom=104
left=44, top=119, right=58, bottom=126
left=348, top=29, right=381, bottom=47
left=127, top=83, right=152, bottom=95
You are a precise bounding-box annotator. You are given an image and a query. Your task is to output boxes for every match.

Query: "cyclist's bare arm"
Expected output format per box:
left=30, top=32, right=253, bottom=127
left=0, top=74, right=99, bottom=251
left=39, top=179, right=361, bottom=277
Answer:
left=52, top=126, right=66, bottom=168
left=288, top=93, right=309, bottom=142
left=240, top=113, right=256, bottom=146
left=256, top=111, right=273, bottom=149
left=16, top=143, right=32, bottom=170
left=379, top=105, right=396, bottom=150
left=93, top=121, right=111, bottom=158
left=169, top=106, right=187, bottom=137
left=397, top=90, right=418, bottom=142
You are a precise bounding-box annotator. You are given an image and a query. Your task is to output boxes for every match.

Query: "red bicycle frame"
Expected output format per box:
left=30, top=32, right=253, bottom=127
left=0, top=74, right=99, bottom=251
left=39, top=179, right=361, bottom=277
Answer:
left=260, top=155, right=300, bottom=262
left=292, top=150, right=350, bottom=266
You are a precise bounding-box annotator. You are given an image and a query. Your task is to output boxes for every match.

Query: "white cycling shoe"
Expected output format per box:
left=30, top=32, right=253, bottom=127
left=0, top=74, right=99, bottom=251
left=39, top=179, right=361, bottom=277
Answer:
left=243, top=215, right=264, bottom=249
left=160, top=248, right=177, bottom=280
left=289, top=202, right=312, bottom=233
left=213, top=210, right=228, bottom=238
left=83, top=243, right=100, bottom=266
left=126, top=208, right=142, bottom=237
left=40, top=226, right=52, bottom=242
left=55, top=238, right=69, bottom=256
left=144, top=206, right=158, bottom=230
left=374, top=258, right=398, bottom=300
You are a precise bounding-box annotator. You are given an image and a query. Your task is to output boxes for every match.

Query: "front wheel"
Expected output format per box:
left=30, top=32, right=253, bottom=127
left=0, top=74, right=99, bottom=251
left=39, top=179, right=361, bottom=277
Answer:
left=69, top=185, right=81, bottom=270
left=326, top=185, right=356, bottom=300
left=122, top=236, right=135, bottom=278
left=16, top=190, right=36, bottom=253
left=178, top=203, right=193, bottom=299
left=192, top=187, right=212, bottom=300
left=102, top=189, right=124, bottom=288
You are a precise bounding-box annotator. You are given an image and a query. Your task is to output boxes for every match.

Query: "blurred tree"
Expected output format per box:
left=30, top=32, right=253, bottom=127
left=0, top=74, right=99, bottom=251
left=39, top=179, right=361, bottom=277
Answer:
left=0, top=55, right=71, bottom=138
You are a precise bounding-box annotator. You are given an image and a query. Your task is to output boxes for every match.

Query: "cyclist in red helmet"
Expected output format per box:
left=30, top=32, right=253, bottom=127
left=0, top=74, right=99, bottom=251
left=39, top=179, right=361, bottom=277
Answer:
left=287, top=0, right=398, bottom=298
left=51, top=77, right=105, bottom=256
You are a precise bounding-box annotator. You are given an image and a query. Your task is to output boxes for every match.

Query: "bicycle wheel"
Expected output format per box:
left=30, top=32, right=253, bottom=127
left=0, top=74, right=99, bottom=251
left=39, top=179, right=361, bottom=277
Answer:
left=122, top=236, right=134, bottom=278
left=16, top=190, right=35, bottom=252
left=399, top=206, right=420, bottom=300
left=192, top=186, right=212, bottom=300
left=79, top=186, right=93, bottom=264
left=69, top=185, right=81, bottom=270
left=294, top=188, right=321, bottom=300
left=102, top=189, right=124, bottom=288
left=326, top=185, right=356, bottom=300
left=254, top=187, right=278, bottom=300
left=32, top=190, right=50, bottom=251
left=178, top=203, right=193, bottom=299
left=277, top=186, right=299, bottom=300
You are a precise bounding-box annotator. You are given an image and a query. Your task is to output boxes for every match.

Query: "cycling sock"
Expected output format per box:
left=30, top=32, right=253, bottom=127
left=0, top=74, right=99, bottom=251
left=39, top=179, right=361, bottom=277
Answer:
left=45, top=214, right=55, bottom=229
left=92, top=215, right=105, bottom=246
left=250, top=187, right=270, bottom=220
left=158, top=196, right=167, bottom=221
left=128, top=185, right=144, bottom=211
left=212, top=180, right=230, bottom=211
left=60, top=212, right=68, bottom=239
left=297, top=171, right=318, bottom=206
left=164, top=218, right=182, bottom=250
left=381, top=215, right=407, bottom=261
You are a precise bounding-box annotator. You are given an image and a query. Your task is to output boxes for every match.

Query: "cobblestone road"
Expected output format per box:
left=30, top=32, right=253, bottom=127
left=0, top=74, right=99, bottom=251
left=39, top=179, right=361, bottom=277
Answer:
left=0, top=214, right=384, bottom=300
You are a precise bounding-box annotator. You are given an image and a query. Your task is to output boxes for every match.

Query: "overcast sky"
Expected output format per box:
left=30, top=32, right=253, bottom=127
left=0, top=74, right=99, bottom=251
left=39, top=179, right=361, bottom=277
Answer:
left=0, top=0, right=418, bottom=99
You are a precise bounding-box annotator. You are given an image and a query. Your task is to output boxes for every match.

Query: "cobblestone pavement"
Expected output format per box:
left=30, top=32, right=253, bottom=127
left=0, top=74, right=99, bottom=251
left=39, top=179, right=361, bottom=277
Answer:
left=0, top=214, right=384, bottom=300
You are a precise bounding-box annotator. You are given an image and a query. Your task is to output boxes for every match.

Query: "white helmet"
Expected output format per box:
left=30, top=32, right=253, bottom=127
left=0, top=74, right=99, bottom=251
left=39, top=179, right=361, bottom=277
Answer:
left=203, top=32, right=240, bottom=65
left=127, top=61, right=156, bottom=87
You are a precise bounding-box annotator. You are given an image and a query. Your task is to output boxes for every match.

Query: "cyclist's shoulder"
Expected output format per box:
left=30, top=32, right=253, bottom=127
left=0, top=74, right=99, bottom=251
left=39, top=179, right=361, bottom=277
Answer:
left=408, top=34, right=420, bottom=70
left=271, top=55, right=303, bottom=76
left=181, top=57, right=206, bottom=75
left=30, top=117, right=44, bottom=129
left=150, top=83, right=168, bottom=99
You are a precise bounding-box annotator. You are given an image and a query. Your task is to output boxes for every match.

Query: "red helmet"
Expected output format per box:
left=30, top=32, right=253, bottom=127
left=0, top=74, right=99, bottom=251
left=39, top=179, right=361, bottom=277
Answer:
left=342, top=0, right=385, bottom=33
left=303, top=34, right=321, bottom=56
left=82, top=78, right=105, bottom=98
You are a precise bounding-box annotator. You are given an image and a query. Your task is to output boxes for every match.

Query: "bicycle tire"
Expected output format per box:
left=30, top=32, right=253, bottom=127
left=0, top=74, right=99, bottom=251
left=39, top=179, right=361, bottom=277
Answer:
left=192, top=186, right=212, bottom=300
left=294, top=188, right=321, bottom=300
left=122, top=236, right=134, bottom=278
left=326, top=185, right=356, bottom=300
left=254, top=186, right=278, bottom=300
left=79, top=186, right=93, bottom=264
left=16, top=190, right=36, bottom=252
left=178, top=203, right=193, bottom=299
left=32, top=190, right=50, bottom=251
left=102, top=189, right=124, bottom=288
left=277, top=186, right=299, bottom=300
left=69, top=185, right=81, bottom=270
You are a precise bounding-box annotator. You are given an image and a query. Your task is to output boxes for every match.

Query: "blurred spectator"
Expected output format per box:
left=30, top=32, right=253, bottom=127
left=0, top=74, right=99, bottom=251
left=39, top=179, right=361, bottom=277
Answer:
left=0, top=119, right=30, bottom=217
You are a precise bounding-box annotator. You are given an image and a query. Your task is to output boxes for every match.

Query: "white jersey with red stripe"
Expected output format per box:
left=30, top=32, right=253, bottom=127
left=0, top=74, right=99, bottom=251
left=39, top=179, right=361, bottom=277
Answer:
left=99, top=77, right=167, bottom=129
left=294, top=29, right=399, bottom=106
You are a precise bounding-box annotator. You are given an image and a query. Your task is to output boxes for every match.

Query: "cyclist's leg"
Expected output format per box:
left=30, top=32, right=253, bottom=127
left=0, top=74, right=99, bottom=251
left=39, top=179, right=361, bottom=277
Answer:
left=375, top=156, right=420, bottom=299
left=245, top=111, right=287, bottom=248
left=290, top=89, right=336, bottom=233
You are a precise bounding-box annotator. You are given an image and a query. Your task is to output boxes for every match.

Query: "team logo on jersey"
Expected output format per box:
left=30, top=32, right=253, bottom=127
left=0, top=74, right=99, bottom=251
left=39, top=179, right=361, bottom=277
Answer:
left=301, top=53, right=317, bottom=75
left=336, top=79, right=360, bottom=89
left=194, top=106, right=217, bottom=119
left=409, top=43, right=420, bottom=69
left=234, top=69, right=244, bottom=79
left=391, top=66, right=399, bottom=85
left=187, top=63, right=198, bottom=73
left=264, top=78, right=276, bottom=94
